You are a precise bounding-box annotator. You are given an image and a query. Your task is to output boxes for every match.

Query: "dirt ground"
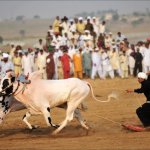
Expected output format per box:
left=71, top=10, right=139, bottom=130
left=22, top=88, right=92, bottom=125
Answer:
left=0, top=77, right=150, bottom=150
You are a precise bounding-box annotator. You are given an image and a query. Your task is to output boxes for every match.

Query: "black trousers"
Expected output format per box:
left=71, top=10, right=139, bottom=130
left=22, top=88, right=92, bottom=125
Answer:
left=133, top=63, right=142, bottom=77
left=136, top=103, right=150, bottom=127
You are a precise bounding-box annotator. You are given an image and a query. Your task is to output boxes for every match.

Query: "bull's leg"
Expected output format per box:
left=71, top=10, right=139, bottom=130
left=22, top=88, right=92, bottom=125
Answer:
left=52, top=103, right=75, bottom=135
left=42, top=107, right=59, bottom=128
left=74, top=108, right=89, bottom=130
left=22, top=112, right=32, bottom=129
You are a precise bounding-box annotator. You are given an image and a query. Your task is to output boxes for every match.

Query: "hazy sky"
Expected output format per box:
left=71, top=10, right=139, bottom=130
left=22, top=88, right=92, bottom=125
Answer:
left=0, top=1, right=150, bottom=19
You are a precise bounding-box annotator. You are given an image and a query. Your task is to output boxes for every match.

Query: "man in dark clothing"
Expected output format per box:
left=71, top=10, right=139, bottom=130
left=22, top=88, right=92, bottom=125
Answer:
left=46, top=47, right=55, bottom=79
left=85, top=18, right=94, bottom=35
left=133, top=48, right=143, bottom=77
left=126, top=72, right=150, bottom=127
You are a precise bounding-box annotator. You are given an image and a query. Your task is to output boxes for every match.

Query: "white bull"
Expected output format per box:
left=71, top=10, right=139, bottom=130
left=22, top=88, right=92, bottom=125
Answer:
left=3, top=71, right=107, bottom=134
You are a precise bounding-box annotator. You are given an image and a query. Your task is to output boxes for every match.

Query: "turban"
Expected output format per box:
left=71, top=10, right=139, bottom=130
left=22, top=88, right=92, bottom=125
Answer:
left=137, top=72, right=147, bottom=80
left=2, top=53, right=9, bottom=58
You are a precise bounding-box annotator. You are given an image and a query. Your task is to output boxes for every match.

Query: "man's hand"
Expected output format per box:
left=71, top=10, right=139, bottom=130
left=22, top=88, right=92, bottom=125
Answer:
left=126, top=89, right=134, bottom=93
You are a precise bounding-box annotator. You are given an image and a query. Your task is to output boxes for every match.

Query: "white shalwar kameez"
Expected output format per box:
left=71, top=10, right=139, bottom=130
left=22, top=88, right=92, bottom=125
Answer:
left=37, top=53, right=47, bottom=79
left=91, top=52, right=103, bottom=79
left=101, top=52, right=114, bottom=79
left=126, top=49, right=135, bottom=76
left=143, top=47, right=150, bottom=73
left=22, top=54, right=34, bottom=76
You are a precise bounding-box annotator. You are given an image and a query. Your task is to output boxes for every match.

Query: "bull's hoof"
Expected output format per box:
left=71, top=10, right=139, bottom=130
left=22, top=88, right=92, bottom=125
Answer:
left=52, top=124, right=60, bottom=129
left=31, top=125, right=39, bottom=129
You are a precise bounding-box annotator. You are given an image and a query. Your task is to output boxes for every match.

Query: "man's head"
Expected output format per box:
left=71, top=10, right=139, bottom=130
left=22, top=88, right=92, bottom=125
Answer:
left=137, top=72, right=147, bottom=83
left=2, top=53, right=9, bottom=62
left=78, top=17, right=83, bottom=23
left=102, top=21, right=106, bottom=25
left=117, top=32, right=121, bottom=37
left=39, top=39, right=43, bottom=44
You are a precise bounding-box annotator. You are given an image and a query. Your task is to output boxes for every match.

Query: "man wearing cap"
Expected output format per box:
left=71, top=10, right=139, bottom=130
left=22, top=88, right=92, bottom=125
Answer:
left=101, top=49, right=114, bottom=79
left=91, top=47, right=103, bottom=79
left=72, top=48, right=83, bottom=79
left=76, top=17, right=85, bottom=34
left=37, top=49, right=47, bottom=79
left=82, top=45, right=92, bottom=78
left=83, top=30, right=93, bottom=48
left=46, top=48, right=55, bottom=79
left=21, top=50, right=34, bottom=76
left=69, top=19, right=76, bottom=33
left=126, top=72, right=150, bottom=128
left=85, top=17, right=94, bottom=35
left=53, top=16, right=60, bottom=35
left=92, top=17, right=99, bottom=36
left=60, top=47, right=71, bottom=79
left=0, top=53, right=14, bottom=79
left=99, top=21, right=106, bottom=34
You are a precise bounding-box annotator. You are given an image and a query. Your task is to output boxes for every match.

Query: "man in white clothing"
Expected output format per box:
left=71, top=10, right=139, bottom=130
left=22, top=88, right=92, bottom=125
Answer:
left=101, top=50, right=114, bottom=79
left=91, top=48, right=103, bottom=79
left=99, top=21, right=106, bottom=34
left=143, top=42, right=150, bottom=73
left=36, top=49, right=47, bottom=79
left=21, top=50, right=34, bottom=76
left=92, top=17, right=99, bottom=36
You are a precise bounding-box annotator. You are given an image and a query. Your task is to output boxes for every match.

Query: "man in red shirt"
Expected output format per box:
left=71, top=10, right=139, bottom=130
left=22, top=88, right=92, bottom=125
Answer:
left=60, top=46, right=71, bottom=79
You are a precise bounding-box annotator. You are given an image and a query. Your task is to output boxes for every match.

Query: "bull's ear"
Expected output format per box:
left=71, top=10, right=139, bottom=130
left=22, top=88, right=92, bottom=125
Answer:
left=11, top=77, right=16, bottom=83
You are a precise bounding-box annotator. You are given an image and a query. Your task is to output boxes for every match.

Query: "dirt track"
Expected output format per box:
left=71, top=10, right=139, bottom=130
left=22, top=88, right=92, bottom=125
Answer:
left=0, top=77, right=150, bottom=150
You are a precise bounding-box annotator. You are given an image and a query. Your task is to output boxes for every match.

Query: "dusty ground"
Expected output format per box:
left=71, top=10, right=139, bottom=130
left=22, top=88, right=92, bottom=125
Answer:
left=0, top=77, right=150, bottom=150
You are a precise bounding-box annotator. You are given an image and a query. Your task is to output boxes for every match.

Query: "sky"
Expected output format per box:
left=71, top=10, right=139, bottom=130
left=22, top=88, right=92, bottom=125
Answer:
left=0, top=1, right=150, bottom=19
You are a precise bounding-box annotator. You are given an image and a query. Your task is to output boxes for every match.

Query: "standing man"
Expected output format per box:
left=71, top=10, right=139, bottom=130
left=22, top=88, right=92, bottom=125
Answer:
left=143, top=42, right=150, bottom=73
left=99, top=21, right=106, bottom=34
left=37, top=49, right=47, bottom=79
left=9, top=43, right=16, bottom=61
left=101, top=50, right=114, bottom=79
left=21, top=50, right=33, bottom=76
left=13, top=51, right=22, bottom=76
left=61, top=47, right=71, bottom=79
left=46, top=49, right=55, bottom=79
left=82, top=48, right=92, bottom=78
left=91, top=48, right=103, bottom=79
left=133, top=48, right=143, bottom=77
left=76, top=17, right=85, bottom=34
left=120, top=51, right=129, bottom=79
left=72, top=48, right=83, bottom=79
left=0, top=53, right=14, bottom=79
left=53, top=16, right=60, bottom=35
left=126, top=72, right=150, bottom=128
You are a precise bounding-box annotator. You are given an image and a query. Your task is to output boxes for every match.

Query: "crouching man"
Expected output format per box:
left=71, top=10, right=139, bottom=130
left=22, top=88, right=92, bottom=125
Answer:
left=126, top=72, right=150, bottom=128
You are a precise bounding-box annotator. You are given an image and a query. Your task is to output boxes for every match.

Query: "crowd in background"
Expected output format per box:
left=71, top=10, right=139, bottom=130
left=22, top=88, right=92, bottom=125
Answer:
left=0, top=15, right=150, bottom=80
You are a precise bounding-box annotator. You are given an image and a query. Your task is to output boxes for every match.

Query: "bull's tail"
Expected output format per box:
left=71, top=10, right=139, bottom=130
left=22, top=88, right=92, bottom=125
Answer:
left=86, top=82, right=111, bottom=103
